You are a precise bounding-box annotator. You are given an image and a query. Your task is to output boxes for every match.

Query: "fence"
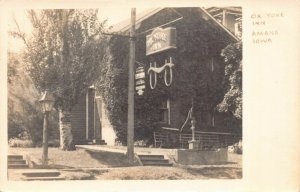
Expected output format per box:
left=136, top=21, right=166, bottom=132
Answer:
left=153, top=130, right=241, bottom=149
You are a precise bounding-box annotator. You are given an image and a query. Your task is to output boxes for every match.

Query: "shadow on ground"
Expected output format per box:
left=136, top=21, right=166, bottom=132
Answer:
left=85, top=150, right=132, bottom=167
left=186, top=167, right=242, bottom=179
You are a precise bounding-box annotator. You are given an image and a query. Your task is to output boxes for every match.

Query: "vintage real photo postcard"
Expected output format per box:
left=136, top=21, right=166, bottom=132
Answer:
left=0, top=0, right=299, bottom=192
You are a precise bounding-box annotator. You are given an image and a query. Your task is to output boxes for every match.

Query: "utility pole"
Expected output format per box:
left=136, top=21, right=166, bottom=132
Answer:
left=127, top=8, right=136, bottom=165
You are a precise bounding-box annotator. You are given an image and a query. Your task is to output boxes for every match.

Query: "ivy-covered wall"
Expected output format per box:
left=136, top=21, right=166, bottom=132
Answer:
left=97, top=8, right=239, bottom=145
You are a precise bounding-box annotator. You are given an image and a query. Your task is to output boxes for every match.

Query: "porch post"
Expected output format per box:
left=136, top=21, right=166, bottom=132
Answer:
left=188, top=98, right=199, bottom=149
left=93, top=89, right=96, bottom=142
left=86, top=90, right=89, bottom=140
left=95, top=96, right=103, bottom=140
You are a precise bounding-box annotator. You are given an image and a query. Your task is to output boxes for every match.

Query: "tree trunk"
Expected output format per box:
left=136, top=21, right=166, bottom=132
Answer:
left=59, top=109, right=75, bottom=150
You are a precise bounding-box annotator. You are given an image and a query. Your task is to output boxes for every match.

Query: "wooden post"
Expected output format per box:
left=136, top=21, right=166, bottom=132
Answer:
left=222, top=9, right=227, bottom=26
left=42, top=112, right=49, bottom=165
left=191, top=98, right=195, bottom=141
left=127, top=8, right=136, bottom=165
left=93, top=89, right=96, bottom=142
left=86, top=92, right=89, bottom=140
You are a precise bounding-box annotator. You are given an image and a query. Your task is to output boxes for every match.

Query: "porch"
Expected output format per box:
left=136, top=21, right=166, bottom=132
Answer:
left=153, top=130, right=241, bottom=149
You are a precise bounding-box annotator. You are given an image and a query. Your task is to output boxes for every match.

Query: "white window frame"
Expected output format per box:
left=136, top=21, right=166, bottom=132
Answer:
left=167, top=98, right=171, bottom=125
left=211, top=57, right=214, bottom=72
left=160, top=98, right=171, bottom=125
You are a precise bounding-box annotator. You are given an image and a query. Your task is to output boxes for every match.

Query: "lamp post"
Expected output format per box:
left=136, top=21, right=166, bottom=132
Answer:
left=39, top=91, right=55, bottom=165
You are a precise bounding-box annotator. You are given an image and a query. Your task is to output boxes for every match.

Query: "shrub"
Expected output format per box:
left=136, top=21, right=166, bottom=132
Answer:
left=8, top=52, right=60, bottom=147
left=228, top=140, right=242, bottom=154
left=8, top=138, right=34, bottom=148
left=134, top=140, right=147, bottom=147
left=235, top=139, right=243, bottom=154
left=48, top=139, right=60, bottom=147
left=31, top=139, right=60, bottom=148
left=8, top=98, right=59, bottom=146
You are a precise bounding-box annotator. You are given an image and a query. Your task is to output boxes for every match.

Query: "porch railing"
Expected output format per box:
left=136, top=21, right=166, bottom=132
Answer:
left=153, top=131, right=241, bottom=149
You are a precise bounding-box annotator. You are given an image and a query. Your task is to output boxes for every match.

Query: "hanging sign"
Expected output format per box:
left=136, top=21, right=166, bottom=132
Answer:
left=135, top=66, right=145, bottom=95
left=135, top=72, right=145, bottom=79
left=148, top=57, right=174, bottom=89
left=146, top=27, right=176, bottom=56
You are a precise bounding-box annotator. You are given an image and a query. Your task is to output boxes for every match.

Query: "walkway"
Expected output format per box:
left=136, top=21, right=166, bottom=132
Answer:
left=76, top=145, right=178, bottom=156
left=76, top=145, right=242, bottom=168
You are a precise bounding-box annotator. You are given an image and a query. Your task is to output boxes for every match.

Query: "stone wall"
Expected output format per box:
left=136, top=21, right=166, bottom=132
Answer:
left=174, top=149, right=228, bottom=165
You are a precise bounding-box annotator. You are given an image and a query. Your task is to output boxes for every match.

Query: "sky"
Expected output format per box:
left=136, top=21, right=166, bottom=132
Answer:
left=8, top=5, right=150, bottom=52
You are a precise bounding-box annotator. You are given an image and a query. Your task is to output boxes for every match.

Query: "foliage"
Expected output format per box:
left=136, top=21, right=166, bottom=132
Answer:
left=8, top=97, right=59, bottom=146
left=19, top=9, right=108, bottom=111
left=48, top=139, right=60, bottom=147
left=8, top=138, right=34, bottom=148
left=35, top=139, right=60, bottom=147
left=8, top=101, right=42, bottom=144
left=217, top=42, right=242, bottom=119
left=7, top=52, right=59, bottom=146
left=228, top=139, right=242, bottom=154
left=97, top=8, right=232, bottom=144
left=12, top=9, right=108, bottom=150
left=7, top=60, right=18, bottom=84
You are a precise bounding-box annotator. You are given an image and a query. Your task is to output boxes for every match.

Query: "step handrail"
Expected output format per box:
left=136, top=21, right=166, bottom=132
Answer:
left=195, top=130, right=241, bottom=135
left=161, top=127, right=179, bottom=131
left=161, top=107, right=194, bottom=133
left=179, top=107, right=192, bottom=132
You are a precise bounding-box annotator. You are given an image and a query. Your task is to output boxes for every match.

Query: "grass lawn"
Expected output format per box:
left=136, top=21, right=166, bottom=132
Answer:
left=8, top=147, right=242, bottom=180
left=9, top=147, right=132, bottom=168
left=89, top=166, right=242, bottom=179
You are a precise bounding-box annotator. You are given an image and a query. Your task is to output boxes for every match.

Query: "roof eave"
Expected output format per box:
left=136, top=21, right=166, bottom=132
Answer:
left=111, top=7, right=240, bottom=42
left=199, top=7, right=239, bottom=42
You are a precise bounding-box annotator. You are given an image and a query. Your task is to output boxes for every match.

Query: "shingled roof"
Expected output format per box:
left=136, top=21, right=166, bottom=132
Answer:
left=110, top=7, right=239, bottom=41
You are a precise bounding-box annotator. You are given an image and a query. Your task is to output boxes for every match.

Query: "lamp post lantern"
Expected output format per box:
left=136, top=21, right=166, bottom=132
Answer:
left=39, top=91, right=55, bottom=165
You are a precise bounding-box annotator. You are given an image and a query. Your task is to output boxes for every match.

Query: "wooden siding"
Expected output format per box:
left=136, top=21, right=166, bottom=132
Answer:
left=88, top=89, right=94, bottom=140
left=70, top=95, right=87, bottom=144
left=94, top=99, right=102, bottom=139
left=71, top=88, right=102, bottom=144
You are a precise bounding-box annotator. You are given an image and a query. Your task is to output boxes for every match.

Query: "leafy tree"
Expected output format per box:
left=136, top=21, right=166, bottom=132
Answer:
left=13, top=9, right=108, bottom=150
left=217, top=42, right=242, bottom=119
left=7, top=52, right=59, bottom=145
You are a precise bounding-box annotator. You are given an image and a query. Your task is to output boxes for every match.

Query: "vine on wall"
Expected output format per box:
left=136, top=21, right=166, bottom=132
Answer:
left=97, top=8, right=235, bottom=144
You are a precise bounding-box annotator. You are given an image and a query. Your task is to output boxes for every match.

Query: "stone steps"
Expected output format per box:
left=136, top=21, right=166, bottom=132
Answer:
left=22, top=170, right=61, bottom=177
left=8, top=154, right=29, bottom=169
left=8, top=155, right=23, bottom=160
left=21, top=170, right=65, bottom=181
left=8, top=164, right=29, bottom=169
left=142, top=162, right=173, bottom=166
left=138, top=155, right=164, bottom=160
left=138, top=154, right=172, bottom=166
left=8, top=154, right=65, bottom=181
left=22, top=176, right=65, bottom=181
left=87, top=139, right=107, bottom=145
left=139, top=159, right=170, bottom=164
left=8, top=159, right=27, bottom=164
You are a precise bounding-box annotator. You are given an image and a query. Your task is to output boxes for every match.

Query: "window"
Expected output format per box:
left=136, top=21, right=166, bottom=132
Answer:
left=200, top=110, right=215, bottom=127
left=200, top=111, right=210, bottom=125
left=212, top=112, right=215, bottom=127
left=206, top=57, right=215, bottom=73
left=211, top=57, right=214, bottom=72
left=159, top=98, right=170, bottom=124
